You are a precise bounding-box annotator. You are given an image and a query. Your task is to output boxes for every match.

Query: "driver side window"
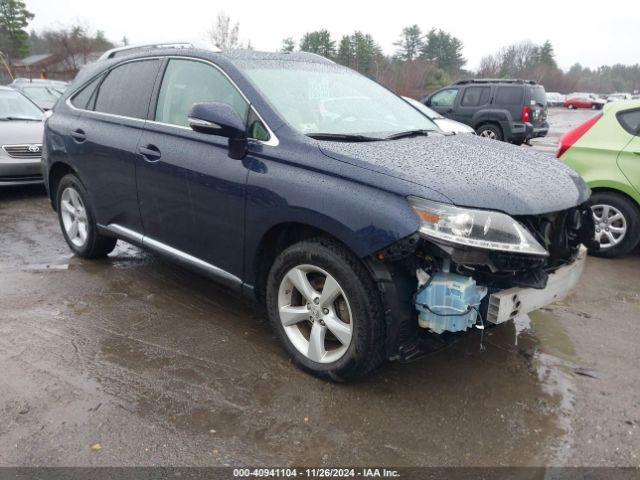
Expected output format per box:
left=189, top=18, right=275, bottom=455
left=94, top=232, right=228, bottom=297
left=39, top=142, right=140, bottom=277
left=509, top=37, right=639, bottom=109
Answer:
left=155, top=59, right=248, bottom=128
left=430, top=89, right=458, bottom=107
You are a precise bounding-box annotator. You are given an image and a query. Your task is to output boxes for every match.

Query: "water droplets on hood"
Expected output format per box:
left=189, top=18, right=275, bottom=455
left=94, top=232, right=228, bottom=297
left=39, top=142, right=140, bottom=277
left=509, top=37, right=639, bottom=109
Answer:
left=318, top=134, right=589, bottom=216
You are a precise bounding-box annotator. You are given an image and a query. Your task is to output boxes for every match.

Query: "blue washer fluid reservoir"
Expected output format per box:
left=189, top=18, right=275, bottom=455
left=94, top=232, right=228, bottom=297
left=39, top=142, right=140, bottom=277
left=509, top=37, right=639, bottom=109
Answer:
left=415, top=273, right=488, bottom=334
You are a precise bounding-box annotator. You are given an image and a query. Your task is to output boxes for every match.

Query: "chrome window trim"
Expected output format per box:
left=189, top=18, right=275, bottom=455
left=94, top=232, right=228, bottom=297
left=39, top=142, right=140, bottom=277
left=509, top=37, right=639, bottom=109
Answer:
left=102, top=223, right=242, bottom=287
left=66, top=55, right=279, bottom=147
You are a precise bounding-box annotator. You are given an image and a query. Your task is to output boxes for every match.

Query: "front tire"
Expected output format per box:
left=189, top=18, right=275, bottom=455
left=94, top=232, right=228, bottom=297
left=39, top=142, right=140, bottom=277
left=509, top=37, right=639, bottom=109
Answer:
left=590, top=191, right=640, bottom=258
left=56, top=174, right=117, bottom=258
left=567, top=104, right=575, bottom=109
left=266, top=238, right=385, bottom=381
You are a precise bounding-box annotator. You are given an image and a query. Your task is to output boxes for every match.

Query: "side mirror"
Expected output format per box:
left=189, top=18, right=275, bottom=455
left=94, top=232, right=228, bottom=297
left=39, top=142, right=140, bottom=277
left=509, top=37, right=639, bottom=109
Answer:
left=188, top=102, right=246, bottom=139
left=187, top=102, right=247, bottom=160
left=424, top=97, right=432, bottom=107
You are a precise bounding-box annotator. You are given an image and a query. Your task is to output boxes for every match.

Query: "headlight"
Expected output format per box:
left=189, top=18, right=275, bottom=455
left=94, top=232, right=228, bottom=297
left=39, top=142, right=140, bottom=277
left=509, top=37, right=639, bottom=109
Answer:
left=409, top=197, right=548, bottom=256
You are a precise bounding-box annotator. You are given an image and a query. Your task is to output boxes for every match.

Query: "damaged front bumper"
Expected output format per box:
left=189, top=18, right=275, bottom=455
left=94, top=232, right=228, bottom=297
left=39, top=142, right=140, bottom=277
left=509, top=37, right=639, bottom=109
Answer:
left=486, top=245, right=586, bottom=324
left=368, top=202, right=594, bottom=362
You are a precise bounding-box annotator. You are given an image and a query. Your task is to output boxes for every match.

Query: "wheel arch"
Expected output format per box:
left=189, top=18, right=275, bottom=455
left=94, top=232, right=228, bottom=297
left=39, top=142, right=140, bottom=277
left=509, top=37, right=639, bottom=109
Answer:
left=47, top=161, right=80, bottom=211
left=251, top=221, right=367, bottom=304
left=590, top=186, right=640, bottom=213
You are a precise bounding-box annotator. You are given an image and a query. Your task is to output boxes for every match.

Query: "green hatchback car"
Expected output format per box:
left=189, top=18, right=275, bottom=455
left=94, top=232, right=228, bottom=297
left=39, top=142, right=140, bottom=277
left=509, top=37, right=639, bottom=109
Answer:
left=558, top=100, right=640, bottom=257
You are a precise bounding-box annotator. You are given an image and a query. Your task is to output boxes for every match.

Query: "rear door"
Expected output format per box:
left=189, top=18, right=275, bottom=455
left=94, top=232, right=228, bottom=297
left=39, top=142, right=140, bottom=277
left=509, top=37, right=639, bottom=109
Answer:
left=69, top=58, right=161, bottom=232
left=617, top=108, right=640, bottom=194
left=455, top=86, right=491, bottom=125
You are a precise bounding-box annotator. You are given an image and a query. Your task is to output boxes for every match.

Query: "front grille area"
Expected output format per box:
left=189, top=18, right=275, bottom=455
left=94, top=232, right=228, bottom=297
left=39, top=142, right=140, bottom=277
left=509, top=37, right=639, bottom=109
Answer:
left=2, top=144, right=42, bottom=159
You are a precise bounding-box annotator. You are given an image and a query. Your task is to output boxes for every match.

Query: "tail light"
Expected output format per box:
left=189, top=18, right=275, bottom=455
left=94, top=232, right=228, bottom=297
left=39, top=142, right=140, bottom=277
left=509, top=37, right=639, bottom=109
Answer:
left=556, top=113, right=602, bottom=158
left=521, top=105, right=532, bottom=122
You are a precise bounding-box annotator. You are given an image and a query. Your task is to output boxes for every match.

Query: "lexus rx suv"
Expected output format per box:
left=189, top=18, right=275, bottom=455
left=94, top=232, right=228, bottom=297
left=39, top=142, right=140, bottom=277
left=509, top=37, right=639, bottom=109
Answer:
left=43, top=48, right=594, bottom=380
left=425, top=79, right=549, bottom=145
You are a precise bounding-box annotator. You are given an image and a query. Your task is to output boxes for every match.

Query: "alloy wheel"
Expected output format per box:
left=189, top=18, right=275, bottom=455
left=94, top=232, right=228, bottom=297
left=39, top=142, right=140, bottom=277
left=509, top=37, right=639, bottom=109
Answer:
left=277, top=264, right=353, bottom=364
left=479, top=129, right=497, bottom=139
left=592, top=204, right=627, bottom=249
left=60, top=187, right=89, bottom=248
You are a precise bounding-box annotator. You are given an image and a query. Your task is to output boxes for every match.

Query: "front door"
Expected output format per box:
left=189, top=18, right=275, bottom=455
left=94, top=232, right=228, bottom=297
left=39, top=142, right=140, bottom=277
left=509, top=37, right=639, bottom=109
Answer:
left=136, top=58, right=251, bottom=281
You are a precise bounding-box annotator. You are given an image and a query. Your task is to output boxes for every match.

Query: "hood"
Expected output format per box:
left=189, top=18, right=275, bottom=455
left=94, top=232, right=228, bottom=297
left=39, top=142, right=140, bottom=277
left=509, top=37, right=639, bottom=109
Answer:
left=0, top=120, right=44, bottom=145
left=318, top=134, right=589, bottom=216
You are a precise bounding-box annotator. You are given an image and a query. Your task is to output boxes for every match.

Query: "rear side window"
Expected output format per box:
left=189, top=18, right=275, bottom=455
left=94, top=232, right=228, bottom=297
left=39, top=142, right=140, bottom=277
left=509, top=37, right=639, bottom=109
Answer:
left=618, top=109, right=640, bottom=135
left=94, top=59, right=161, bottom=119
left=155, top=59, right=248, bottom=128
left=461, top=87, right=490, bottom=107
left=71, top=75, right=104, bottom=110
left=430, top=89, right=458, bottom=107
left=495, top=86, right=524, bottom=105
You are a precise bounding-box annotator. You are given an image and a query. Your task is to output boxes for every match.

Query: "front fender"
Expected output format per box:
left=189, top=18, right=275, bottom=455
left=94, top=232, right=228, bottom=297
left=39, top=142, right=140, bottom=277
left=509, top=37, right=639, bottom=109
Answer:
left=242, top=155, right=420, bottom=285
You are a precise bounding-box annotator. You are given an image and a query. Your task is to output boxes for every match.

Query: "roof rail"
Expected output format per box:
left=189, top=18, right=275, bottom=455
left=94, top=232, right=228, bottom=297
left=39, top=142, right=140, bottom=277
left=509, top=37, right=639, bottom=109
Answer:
left=97, top=42, right=209, bottom=61
left=453, top=78, right=537, bottom=85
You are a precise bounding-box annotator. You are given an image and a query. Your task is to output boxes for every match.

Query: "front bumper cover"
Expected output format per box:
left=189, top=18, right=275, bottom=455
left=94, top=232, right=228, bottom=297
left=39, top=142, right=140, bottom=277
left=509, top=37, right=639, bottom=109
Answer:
left=486, top=245, right=587, bottom=324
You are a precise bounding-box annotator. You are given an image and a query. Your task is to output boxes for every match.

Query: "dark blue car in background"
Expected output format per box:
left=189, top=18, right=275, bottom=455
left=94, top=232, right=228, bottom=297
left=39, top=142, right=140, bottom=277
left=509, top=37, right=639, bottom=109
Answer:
left=43, top=48, right=594, bottom=380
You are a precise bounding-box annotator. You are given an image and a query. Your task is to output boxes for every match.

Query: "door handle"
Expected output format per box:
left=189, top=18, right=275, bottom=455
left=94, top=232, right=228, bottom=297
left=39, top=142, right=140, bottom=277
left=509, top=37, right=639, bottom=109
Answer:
left=139, top=144, right=161, bottom=162
left=71, top=128, right=86, bottom=143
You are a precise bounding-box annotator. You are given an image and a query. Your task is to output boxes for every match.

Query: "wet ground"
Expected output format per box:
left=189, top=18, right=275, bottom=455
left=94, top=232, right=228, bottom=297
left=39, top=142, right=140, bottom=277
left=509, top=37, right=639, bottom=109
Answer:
left=1, top=109, right=639, bottom=467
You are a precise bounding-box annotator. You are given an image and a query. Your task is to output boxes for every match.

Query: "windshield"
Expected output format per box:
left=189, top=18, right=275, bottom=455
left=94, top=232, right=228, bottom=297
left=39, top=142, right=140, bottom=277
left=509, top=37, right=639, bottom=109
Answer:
left=22, top=86, right=63, bottom=103
left=244, top=63, right=437, bottom=138
left=0, top=90, right=43, bottom=120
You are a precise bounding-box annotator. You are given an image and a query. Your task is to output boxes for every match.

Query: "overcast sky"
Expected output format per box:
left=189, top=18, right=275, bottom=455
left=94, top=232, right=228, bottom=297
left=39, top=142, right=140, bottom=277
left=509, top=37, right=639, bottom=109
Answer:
left=27, top=0, right=639, bottom=71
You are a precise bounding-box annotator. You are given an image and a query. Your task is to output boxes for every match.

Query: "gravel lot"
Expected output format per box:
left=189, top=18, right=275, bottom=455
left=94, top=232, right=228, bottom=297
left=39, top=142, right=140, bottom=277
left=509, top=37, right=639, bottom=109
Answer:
left=1, top=108, right=638, bottom=467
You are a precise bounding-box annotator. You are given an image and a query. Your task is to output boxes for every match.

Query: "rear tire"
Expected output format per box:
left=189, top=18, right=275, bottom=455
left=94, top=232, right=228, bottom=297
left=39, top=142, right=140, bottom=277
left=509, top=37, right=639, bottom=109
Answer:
left=56, top=174, right=117, bottom=258
left=567, top=104, right=575, bottom=109
left=589, top=191, right=640, bottom=258
left=266, top=237, right=385, bottom=381
left=476, top=124, right=503, bottom=141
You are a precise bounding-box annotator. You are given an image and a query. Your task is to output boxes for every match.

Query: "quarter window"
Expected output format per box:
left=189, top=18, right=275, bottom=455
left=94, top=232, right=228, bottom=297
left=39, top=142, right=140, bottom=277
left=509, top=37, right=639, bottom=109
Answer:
left=495, top=86, right=524, bottom=105
left=430, top=89, right=458, bottom=107
left=155, top=59, right=248, bottom=128
left=461, top=87, right=490, bottom=107
left=93, top=59, right=161, bottom=119
left=618, top=109, right=640, bottom=135
left=71, top=74, right=104, bottom=110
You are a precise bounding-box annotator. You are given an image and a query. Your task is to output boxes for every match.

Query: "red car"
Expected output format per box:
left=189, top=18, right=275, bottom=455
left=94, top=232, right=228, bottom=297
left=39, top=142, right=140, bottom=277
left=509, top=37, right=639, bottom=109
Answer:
left=564, top=97, right=605, bottom=110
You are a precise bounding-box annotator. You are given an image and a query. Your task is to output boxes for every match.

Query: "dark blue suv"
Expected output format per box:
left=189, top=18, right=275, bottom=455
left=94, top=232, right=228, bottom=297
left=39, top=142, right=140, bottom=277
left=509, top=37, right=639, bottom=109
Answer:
left=43, top=48, right=594, bottom=380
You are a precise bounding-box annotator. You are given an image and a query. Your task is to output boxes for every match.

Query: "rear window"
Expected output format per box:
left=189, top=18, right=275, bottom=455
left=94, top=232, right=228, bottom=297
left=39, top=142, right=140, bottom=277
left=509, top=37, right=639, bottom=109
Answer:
left=495, top=86, right=524, bottom=105
left=530, top=86, right=547, bottom=105
left=93, top=59, right=161, bottom=119
left=618, top=109, right=640, bottom=135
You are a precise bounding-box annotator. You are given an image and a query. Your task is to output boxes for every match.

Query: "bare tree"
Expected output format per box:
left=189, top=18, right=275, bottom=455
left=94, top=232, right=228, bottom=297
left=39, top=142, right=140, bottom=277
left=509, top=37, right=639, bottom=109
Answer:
left=207, top=12, right=240, bottom=50
left=42, top=23, right=113, bottom=71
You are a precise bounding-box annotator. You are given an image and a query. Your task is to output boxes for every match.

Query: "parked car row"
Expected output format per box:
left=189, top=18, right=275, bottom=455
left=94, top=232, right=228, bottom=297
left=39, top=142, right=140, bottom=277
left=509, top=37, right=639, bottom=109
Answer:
left=8, top=78, right=68, bottom=110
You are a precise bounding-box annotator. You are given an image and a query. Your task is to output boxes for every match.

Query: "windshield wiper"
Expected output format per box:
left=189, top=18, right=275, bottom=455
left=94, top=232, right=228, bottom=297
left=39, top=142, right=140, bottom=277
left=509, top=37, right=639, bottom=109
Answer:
left=0, top=116, right=41, bottom=121
left=307, top=133, right=381, bottom=142
left=385, top=129, right=434, bottom=140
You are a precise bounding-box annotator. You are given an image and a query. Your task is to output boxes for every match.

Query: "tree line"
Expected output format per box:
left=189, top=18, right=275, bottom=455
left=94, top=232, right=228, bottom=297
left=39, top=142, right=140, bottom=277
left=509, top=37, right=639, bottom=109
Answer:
left=0, top=0, right=637, bottom=95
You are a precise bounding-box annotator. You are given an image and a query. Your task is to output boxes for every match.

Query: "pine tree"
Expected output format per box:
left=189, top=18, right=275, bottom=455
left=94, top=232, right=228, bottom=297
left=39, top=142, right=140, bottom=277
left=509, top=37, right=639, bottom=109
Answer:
left=393, top=24, right=423, bottom=61
left=299, top=29, right=336, bottom=59
left=420, top=28, right=466, bottom=73
left=0, top=0, right=34, bottom=60
left=280, top=37, right=295, bottom=53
